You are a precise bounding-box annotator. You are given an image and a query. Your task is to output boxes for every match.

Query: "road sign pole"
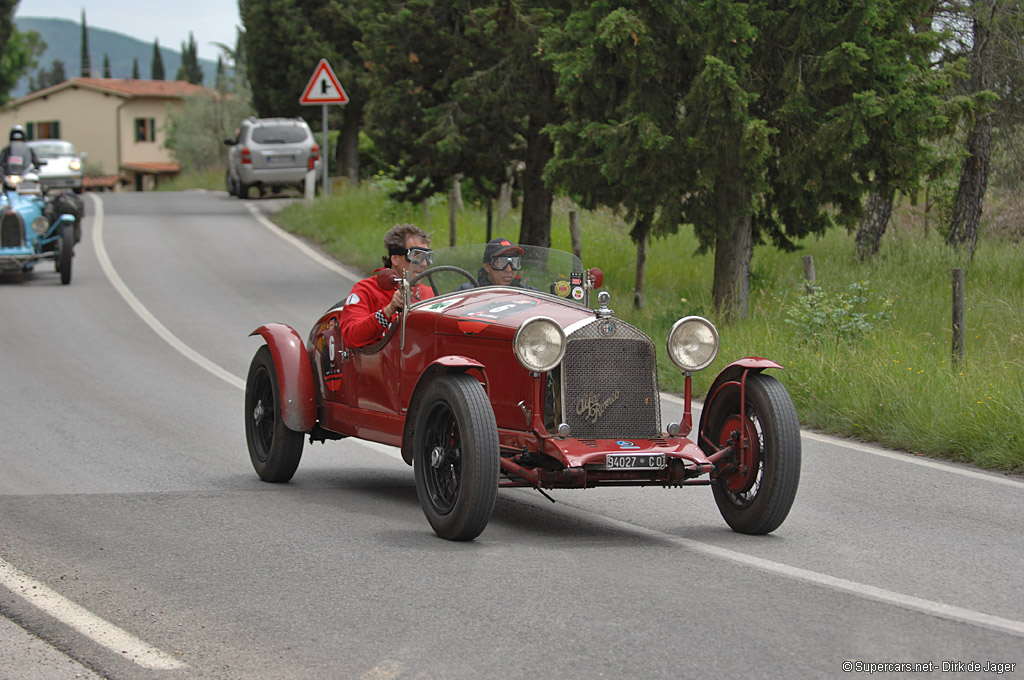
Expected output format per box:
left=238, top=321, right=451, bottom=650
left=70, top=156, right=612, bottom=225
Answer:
left=322, top=103, right=329, bottom=197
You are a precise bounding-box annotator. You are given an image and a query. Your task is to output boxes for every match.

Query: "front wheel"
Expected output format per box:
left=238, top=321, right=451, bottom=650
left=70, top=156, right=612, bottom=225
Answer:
left=245, top=345, right=304, bottom=482
left=413, top=373, right=499, bottom=541
left=702, top=372, right=801, bottom=535
left=57, top=223, right=73, bottom=285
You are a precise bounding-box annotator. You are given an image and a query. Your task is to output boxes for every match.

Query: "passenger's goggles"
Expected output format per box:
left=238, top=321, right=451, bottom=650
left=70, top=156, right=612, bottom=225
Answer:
left=490, top=255, right=522, bottom=271
left=404, top=247, right=433, bottom=265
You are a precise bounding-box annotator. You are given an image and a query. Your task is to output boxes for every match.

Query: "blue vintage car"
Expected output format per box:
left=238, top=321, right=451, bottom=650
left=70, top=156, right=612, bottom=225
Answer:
left=0, top=172, right=77, bottom=285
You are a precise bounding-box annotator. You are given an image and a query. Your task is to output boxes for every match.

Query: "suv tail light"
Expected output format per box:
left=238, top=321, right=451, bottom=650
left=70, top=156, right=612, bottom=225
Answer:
left=309, top=143, right=320, bottom=170
left=241, top=147, right=251, bottom=165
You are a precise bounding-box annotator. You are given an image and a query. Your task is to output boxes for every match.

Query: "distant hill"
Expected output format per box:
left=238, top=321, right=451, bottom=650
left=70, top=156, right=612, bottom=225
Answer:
left=11, top=17, right=221, bottom=99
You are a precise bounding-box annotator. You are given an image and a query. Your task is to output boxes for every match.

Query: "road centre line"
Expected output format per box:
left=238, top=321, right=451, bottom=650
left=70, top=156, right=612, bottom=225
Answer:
left=0, top=559, right=186, bottom=670
left=87, top=193, right=1024, bottom=642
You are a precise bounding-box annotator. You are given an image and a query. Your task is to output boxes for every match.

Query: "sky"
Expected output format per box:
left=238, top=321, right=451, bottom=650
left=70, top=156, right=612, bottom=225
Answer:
left=14, top=0, right=242, bottom=61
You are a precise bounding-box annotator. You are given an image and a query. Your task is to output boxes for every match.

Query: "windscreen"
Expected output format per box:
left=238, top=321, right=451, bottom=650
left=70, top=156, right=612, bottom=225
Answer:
left=409, top=244, right=590, bottom=308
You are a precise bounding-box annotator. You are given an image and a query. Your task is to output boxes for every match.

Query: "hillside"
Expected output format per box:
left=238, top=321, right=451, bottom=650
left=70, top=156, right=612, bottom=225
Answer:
left=12, top=17, right=220, bottom=98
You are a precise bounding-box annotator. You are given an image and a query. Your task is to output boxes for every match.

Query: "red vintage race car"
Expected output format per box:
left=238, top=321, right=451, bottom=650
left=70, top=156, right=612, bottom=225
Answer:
left=245, top=244, right=801, bottom=541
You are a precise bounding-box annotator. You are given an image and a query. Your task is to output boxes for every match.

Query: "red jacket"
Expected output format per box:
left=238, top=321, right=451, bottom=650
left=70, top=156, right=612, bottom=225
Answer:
left=340, top=269, right=433, bottom=348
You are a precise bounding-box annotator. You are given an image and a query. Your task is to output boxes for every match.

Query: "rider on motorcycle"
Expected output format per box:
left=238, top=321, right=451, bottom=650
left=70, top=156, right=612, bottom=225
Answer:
left=0, top=125, right=42, bottom=176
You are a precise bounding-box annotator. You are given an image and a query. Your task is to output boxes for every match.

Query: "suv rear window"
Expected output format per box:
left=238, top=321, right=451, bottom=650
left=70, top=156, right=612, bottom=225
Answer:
left=250, top=125, right=308, bottom=144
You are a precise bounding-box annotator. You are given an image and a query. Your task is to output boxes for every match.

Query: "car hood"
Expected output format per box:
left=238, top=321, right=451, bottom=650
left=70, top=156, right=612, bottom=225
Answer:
left=37, top=158, right=80, bottom=176
left=417, top=288, right=594, bottom=341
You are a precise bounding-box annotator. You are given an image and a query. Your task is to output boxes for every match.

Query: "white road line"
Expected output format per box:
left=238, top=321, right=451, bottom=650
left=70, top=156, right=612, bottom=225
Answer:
left=659, top=392, right=1024, bottom=489
left=89, top=193, right=244, bottom=391
left=506, top=491, right=1024, bottom=637
left=85, top=192, right=1024, bottom=646
left=244, top=201, right=359, bottom=280
left=0, top=560, right=186, bottom=670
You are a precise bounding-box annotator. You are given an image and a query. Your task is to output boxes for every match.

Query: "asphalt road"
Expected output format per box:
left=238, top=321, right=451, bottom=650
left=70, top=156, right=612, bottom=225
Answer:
left=1, top=191, right=1022, bottom=680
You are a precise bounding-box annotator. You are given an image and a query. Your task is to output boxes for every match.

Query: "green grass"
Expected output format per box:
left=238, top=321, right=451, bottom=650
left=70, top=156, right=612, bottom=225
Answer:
left=266, top=179, right=1024, bottom=473
left=158, top=166, right=227, bottom=192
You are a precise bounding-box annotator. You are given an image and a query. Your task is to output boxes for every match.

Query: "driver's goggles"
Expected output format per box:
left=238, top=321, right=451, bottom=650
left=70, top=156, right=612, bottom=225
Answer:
left=490, top=255, right=522, bottom=271
left=405, top=247, right=433, bottom=265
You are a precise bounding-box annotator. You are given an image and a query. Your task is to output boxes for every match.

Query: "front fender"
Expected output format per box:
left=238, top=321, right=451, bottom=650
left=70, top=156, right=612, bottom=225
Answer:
left=250, top=323, right=317, bottom=432
left=399, top=356, right=489, bottom=465
left=698, top=357, right=783, bottom=437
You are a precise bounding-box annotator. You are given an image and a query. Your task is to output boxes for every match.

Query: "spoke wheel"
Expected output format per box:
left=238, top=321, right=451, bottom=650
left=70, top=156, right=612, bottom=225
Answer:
left=245, top=345, right=304, bottom=482
left=413, top=373, right=499, bottom=541
left=702, top=372, right=801, bottom=535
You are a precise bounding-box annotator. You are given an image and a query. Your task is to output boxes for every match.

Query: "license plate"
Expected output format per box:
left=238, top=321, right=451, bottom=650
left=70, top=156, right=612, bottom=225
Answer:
left=605, top=453, right=666, bottom=470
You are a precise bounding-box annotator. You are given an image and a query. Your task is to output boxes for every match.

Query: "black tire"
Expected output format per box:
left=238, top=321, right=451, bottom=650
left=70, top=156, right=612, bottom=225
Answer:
left=237, top=182, right=249, bottom=199
left=52, top=192, right=84, bottom=244
left=245, top=345, right=304, bottom=482
left=225, top=170, right=236, bottom=196
left=58, top=223, right=73, bottom=285
left=702, top=372, right=801, bottom=535
left=413, top=373, right=499, bottom=541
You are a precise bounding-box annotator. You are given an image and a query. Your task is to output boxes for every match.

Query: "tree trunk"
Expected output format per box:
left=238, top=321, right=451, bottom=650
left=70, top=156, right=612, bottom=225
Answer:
left=517, top=115, right=554, bottom=248
left=711, top=212, right=753, bottom=321
left=946, top=6, right=996, bottom=255
left=337, top=98, right=363, bottom=185
left=633, top=231, right=648, bottom=310
left=855, top=187, right=895, bottom=260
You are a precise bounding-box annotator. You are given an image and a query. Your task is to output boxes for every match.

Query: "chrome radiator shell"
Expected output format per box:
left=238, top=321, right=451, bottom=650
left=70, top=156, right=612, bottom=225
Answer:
left=559, top=318, right=661, bottom=439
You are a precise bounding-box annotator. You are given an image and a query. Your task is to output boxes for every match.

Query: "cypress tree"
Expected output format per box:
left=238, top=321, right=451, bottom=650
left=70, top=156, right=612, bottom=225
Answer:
left=80, top=10, right=91, bottom=76
left=132, top=57, right=140, bottom=79
left=151, top=38, right=165, bottom=80
left=102, top=53, right=111, bottom=78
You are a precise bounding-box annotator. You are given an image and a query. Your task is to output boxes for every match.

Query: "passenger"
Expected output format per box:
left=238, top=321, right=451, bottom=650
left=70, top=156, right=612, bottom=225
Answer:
left=340, top=223, right=434, bottom=348
left=456, top=238, right=532, bottom=290
left=0, top=125, right=41, bottom=176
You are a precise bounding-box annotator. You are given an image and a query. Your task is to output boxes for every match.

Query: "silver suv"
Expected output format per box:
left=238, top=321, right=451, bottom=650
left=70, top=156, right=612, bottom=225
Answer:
left=224, top=117, right=323, bottom=198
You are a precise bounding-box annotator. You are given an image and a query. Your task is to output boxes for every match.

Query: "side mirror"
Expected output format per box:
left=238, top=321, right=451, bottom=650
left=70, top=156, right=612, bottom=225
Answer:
left=376, top=268, right=399, bottom=291
left=223, top=138, right=236, bottom=146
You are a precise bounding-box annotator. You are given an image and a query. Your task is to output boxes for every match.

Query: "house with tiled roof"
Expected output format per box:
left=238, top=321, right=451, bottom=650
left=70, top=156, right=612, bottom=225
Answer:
left=0, top=77, right=212, bottom=191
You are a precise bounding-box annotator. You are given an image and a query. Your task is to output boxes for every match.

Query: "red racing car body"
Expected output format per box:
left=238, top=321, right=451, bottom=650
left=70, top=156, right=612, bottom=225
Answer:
left=245, top=244, right=801, bottom=540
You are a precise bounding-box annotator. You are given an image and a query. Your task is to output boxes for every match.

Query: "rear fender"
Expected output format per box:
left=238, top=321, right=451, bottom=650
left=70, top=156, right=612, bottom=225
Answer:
left=250, top=323, right=317, bottom=432
left=698, top=358, right=783, bottom=444
left=399, top=356, right=489, bottom=466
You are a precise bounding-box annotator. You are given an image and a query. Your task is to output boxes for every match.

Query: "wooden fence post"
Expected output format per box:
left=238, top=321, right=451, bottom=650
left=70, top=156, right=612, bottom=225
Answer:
left=952, top=268, right=966, bottom=366
left=802, top=255, right=816, bottom=294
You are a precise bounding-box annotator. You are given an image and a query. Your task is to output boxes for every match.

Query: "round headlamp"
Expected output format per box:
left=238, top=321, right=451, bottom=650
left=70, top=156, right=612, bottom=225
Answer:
left=31, top=216, right=49, bottom=235
left=666, top=316, right=719, bottom=372
left=513, top=316, right=566, bottom=373
left=69, top=159, right=82, bottom=171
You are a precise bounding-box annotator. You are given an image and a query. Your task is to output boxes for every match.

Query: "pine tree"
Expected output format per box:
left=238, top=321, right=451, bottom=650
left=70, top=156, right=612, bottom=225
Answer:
left=80, top=10, right=91, bottom=77
left=103, top=53, right=111, bottom=78
left=151, top=38, right=165, bottom=80
left=132, top=57, right=140, bottom=80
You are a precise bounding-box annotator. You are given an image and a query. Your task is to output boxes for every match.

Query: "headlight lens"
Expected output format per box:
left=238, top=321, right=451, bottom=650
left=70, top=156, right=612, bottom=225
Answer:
left=513, top=316, right=566, bottom=373
left=666, top=316, right=719, bottom=372
left=69, top=159, right=82, bottom=171
left=31, top=216, right=49, bottom=235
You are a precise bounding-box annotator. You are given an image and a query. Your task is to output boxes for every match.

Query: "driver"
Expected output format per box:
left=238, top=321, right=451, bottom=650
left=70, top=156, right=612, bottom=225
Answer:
left=340, top=223, right=434, bottom=348
left=455, top=238, right=533, bottom=290
left=0, top=125, right=41, bottom=176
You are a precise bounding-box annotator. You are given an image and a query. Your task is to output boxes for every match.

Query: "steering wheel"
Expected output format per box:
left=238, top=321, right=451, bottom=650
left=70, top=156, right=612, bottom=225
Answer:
left=408, top=265, right=477, bottom=294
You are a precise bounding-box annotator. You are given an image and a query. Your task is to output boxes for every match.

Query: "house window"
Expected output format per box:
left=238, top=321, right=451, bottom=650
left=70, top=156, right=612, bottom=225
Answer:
left=28, top=121, right=60, bottom=139
left=135, top=117, right=156, bottom=142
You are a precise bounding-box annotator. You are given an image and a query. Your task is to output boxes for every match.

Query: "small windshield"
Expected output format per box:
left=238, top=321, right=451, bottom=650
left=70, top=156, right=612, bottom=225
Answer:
left=28, top=141, right=76, bottom=157
left=410, top=244, right=591, bottom=308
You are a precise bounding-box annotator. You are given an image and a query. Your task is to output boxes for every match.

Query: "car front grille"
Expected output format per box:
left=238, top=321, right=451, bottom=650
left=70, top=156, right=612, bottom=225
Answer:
left=1, top=210, right=24, bottom=248
left=560, top=318, right=661, bottom=439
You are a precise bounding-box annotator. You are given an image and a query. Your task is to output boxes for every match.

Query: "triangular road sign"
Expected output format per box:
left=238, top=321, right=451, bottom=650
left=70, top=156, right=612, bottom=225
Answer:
left=300, top=59, right=349, bottom=105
